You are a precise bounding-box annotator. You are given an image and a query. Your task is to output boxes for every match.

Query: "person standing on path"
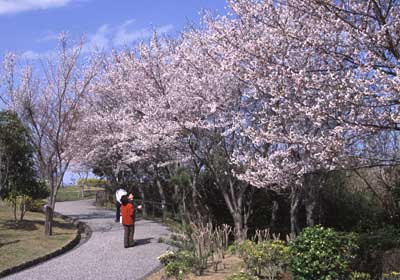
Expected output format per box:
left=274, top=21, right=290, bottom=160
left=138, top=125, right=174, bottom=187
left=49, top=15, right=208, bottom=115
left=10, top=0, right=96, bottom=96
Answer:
left=115, top=188, right=127, bottom=222
left=120, top=195, right=135, bottom=248
left=126, top=192, right=143, bottom=239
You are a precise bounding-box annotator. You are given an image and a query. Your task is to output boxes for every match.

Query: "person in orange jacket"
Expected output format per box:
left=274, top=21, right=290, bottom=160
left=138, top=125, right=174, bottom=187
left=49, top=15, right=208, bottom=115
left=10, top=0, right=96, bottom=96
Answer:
left=120, top=195, right=135, bottom=248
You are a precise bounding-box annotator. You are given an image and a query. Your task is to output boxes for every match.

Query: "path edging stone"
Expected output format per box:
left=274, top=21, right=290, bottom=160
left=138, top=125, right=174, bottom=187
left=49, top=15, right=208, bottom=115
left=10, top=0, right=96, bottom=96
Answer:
left=0, top=211, right=92, bottom=279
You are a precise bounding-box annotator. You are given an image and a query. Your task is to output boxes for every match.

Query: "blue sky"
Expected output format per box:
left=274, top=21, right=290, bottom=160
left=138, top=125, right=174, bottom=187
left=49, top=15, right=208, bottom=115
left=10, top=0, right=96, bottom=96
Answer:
left=0, top=0, right=227, bottom=185
left=0, top=0, right=227, bottom=59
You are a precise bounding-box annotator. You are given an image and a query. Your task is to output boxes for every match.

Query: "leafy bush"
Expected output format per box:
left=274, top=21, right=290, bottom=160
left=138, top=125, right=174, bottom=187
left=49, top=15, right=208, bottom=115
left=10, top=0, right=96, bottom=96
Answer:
left=348, top=272, right=372, bottom=280
left=234, top=239, right=290, bottom=280
left=226, top=272, right=260, bottom=280
left=359, top=226, right=400, bottom=252
left=382, top=272, right=400, bottom=280
left=355, top=226, right=400, bottom=277
left=27, top=198, right=46, bottom=212
left=289, top=225, right=358, bottom=280
left=165, top=261, right=188, bottom=280
left=157, top=250, right=177, bottom=265
left=164, top=250, right=197, bottom=280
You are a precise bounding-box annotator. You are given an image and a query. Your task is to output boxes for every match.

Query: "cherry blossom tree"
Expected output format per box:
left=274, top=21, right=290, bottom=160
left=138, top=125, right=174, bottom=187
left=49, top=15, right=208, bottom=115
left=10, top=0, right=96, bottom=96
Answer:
left=3, top=35, right=101, bottom=235
left=199, top=0, right=399, bottom=233
left=73, top=0, right=399, bottom=236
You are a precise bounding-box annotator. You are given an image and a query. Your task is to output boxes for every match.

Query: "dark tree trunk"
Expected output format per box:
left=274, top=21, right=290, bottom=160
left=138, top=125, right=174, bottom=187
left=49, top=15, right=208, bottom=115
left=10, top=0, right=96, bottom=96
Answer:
left=44, top=174, right=61, bottom=236
left=290, top=185, right=302, bottom=236
left=19, top=196, right=27, bottom=222
left=220, top=179, right=251, bottom=241
left=304, top=172, right=325, bottom=227
left=139, top=184, right=147, bottom=216
left=270, top=199, right=279, bottom=232
left=44, top=205, right=54, bottom=235
left=156, top=177, right=167, bottom=222
left=12, top=197, right=17, bottom=222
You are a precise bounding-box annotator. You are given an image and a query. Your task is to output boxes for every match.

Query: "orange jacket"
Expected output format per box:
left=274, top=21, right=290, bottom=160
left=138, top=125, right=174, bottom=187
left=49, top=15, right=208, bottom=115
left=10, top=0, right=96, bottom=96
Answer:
left=121, top=203, right=134, bottom=225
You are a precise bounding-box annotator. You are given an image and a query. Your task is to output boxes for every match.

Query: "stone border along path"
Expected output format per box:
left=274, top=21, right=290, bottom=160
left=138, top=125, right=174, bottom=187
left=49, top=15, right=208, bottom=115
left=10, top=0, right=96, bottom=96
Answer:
left=4, top=199, right=172, bottom=280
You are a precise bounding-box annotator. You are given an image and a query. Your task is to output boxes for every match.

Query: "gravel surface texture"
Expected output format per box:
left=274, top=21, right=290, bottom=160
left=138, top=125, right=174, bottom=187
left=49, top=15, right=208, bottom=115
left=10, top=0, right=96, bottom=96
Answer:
left=4, top=199, right=172, bottom=280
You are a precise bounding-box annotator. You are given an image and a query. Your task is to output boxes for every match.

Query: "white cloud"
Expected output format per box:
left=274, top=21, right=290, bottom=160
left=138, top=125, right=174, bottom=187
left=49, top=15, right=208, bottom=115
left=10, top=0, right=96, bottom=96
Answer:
left=84, top=24, right=111, bottom=51
left=0, top=0, right=72, bottom=15
left=113, top=21, right=173, bottom=47
left=21, top=49, right=54, bottom=60
left=22, top=19, right=174, bottom=59
left=83, top=20, right=174, bottom=52
left=21, top=50, right=40, bottom=59
left=37, top=31, right=60, bottom=43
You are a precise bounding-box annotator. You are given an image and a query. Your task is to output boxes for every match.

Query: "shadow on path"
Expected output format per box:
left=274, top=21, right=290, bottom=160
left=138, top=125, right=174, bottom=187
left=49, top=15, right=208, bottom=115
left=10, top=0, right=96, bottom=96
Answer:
left=134, top=237, right=154, bottom=246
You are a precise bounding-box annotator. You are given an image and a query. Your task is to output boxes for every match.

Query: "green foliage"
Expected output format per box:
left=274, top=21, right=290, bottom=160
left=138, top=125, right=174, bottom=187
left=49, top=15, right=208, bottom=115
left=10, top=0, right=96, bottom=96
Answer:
left=382, top=272, right=400, bottom=280
left=29, top=199, right=47, bottom=212
left=289, top=225, right=358, bottom=280
left=348, top=272, right=372, bottom=280
left=168, top=168, right=191, bottom=189
left=157, top=250, right=177, bottom=265
left=0, top=111, right=46, bottom=221
left=164, top=250, right=197, bottom=280
left=355, top=226, right=400, bottom=277
left=234, top=239, right=290, bottom=279
left=226, top=272, right=260, bottom=280
left=359, top=226, right=400, bottom=252
left=76, top=178, right=107, bottom=188
left=322, top=171, right=386, bottom=232
left=0, top=111, right=41, bottom=201
left=165, top=261, right=187, bottom=280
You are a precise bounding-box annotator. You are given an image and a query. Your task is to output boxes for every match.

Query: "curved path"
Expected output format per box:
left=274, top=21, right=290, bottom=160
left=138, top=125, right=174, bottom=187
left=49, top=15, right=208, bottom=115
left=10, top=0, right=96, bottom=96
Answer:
left=5, top=199, right=172, bottom=280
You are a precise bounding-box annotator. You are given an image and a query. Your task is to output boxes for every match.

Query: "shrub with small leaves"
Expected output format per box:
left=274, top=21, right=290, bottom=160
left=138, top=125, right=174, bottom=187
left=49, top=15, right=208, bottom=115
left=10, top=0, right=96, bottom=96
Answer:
left=165, top=261, right=188, bottom=280
left=349, top=271, right=372, bottom=280
left=289, top=225, right=358, bottom=280
left=382, top=272, right=400, bottom=280
left=226, top=272, right=260, bottom=280
left=164, top=250, right=197, bottom=280
left=234, top=239, right=290, bottom=280
left=157, top=250, right=177, bottom=265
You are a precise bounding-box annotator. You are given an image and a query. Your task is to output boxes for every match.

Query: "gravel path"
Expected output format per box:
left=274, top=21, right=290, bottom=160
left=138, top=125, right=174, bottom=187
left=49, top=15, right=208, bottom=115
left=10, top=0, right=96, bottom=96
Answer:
left=5, top=199, right=172, bottom=280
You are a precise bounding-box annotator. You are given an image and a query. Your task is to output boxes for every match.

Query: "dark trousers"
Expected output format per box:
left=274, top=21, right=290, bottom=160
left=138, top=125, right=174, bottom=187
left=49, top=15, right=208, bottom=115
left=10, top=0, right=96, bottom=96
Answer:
left=123, top=224, right=135, bottom=247
left=116, top=201, right=121, bottom=221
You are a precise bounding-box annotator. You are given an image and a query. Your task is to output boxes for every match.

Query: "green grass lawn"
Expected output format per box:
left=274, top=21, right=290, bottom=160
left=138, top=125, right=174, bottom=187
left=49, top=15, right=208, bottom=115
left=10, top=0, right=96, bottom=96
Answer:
left=56, top=186, right=104, bottom=202
left=0, top=201, right=78, bottom=272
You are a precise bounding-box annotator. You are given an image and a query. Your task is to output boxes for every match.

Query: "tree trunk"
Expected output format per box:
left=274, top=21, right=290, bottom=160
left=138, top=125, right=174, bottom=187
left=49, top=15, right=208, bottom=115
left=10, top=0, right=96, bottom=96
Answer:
left=304, top=172, right=325, bottom=227
left=19, top=196, right=26, bottom=222
left=220, top=180, right=249, bottom=241
left=139, top=184, right=147, bottom=216
left=191, top=172, right=205, bottom=223
left=305, top=200, right=316, bottom=227
left=181, top=191, right=188, bottom=228
left=233, top=211, right=245, bottom=241
left=290, top=185, right=302, bottom=236
left=156, top=178, right=167, bottom=222
left=270, top=199, right=279, bottom=232
left=44, top=174, right=59, bottom=236
left=12, top=197, right=17, bottom=222
left=44, top=205, right=54, bottom=235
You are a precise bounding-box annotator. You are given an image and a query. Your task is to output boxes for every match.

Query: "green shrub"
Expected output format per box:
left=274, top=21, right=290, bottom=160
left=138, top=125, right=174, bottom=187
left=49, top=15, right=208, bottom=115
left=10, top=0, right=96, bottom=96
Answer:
left=234, top=239, right=290, bottom=279
left=165, top=261, right=188, bottom=280
left=382, top=272, right=400, bottom=280
left=226, top=272, right=260, bottom=280
left=164, top=250, right=197, bottom=279
left=289, top=225, right=358, bottom=280
left=28, top=199, right=46, bottom=212
left=349, top=271, right=372, bottom=280
left=355, top=226, right=400, bottom=277
left=157, top=250, right=176, bottom=265
left=359, top=226, right=400, bottom=252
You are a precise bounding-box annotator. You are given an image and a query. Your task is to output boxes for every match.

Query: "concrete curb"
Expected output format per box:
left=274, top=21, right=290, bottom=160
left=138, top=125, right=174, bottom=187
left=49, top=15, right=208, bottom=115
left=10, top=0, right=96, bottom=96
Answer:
left=0, top=211, right=92, bottom=279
